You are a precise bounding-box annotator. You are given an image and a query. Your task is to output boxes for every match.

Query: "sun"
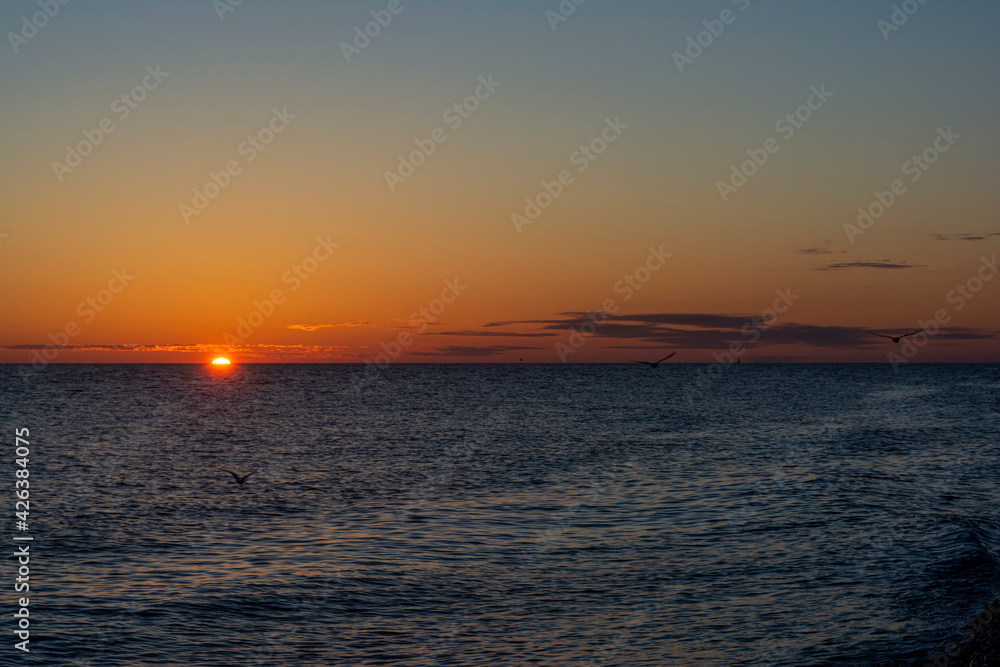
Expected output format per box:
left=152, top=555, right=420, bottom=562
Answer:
left=211, top=357, right=231, bottom=365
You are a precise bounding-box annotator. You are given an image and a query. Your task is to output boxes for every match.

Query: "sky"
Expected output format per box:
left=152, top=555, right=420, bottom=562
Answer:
left=1, top=0, right=998, bottom=363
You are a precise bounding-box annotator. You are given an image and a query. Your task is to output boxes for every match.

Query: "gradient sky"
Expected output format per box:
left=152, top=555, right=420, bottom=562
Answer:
left=2, top=0, right=998, bottom=363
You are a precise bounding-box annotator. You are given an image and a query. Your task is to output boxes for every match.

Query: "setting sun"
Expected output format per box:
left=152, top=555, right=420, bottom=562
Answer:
left=211, top=358, right=231, bottom=365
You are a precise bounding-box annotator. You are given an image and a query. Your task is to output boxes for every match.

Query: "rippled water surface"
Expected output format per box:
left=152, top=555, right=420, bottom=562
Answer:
left=2, top=364, right=999, bottom=666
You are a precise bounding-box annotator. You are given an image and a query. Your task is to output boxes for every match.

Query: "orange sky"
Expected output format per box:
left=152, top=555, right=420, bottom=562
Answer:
left=2, top=1, right=998, bottom=363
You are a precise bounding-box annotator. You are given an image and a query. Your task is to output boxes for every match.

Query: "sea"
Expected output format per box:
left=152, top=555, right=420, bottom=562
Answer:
left=1, top=363, right=998, bottom=666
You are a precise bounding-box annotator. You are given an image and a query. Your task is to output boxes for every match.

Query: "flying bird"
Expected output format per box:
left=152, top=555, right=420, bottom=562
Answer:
left=869, top=331, right=922, bottom=344
left=632, top=352, right=677, bottom=368
left=223, top=470, right=258, bottom=485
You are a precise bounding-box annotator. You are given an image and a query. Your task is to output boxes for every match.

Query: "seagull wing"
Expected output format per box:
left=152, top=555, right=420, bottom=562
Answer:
left=656, top=353, right=677, bottom=364
left=869, top=332, right=893, bottom=339
left=632, top=360, right=654, bottom=366
left=223, top=470, right=240, bottom=482
left=242, top=470, right=259, bottom=482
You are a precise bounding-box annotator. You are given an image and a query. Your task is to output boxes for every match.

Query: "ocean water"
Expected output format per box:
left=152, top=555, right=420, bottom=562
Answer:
left=2, top=363, right=999, bottom=666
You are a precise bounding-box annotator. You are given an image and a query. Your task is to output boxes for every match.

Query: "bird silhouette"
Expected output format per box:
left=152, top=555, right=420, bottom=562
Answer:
left=632, top=352, right=677, bottom=368
left=870, top=331, right=922, bottom=344
left=223, top=470, right=258, bottom=485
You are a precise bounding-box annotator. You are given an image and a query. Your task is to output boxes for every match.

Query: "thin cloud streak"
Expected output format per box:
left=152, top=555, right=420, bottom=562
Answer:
left=432, top=330, right=557, bottom=338
left=408, top=345, right=539, bottom=358
left=797, top=240, right=844, bottom=255
left=930, top=232, right=1000, bottom=242
left=474, top=314, right=1000, bottom=350
left=817, top=260, right=925, bottom=271
left=288, top=321, right=374, bottom=331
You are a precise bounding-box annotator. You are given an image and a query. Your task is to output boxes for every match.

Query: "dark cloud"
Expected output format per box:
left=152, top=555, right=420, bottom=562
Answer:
left=432, top=330, right=557, bottom=338
left=615, top=313, right=758, bottom=328
left=589, top=322, right=873, bottom=348
left=486, top=313, right=761, bottom=331
left=390, top=320, right=447, bottom=329
left=930, top=233, right=1000, bottom=242
left=496, top=313, right=767, bottom=331
left=483, top=320, right=555, bottom=328
left=3, top=344, right=65, bottom=350
left=797, top=240, right=846, bottom=255
left=817, top=260, right=924, bottom=271
left=472, top=313, right=999, bottom=351
left=912, top=327, right=1000, bottom=341
left=407, top=345, right=539, bottom=358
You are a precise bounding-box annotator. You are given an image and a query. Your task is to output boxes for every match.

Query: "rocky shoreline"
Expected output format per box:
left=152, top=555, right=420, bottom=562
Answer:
left=882, top=598, right=1000, bottom=666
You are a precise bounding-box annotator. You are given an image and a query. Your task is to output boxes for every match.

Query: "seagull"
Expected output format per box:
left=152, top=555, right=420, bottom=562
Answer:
left=632, top=352, right=677, bottom=368
left=223, top=470, right=258, bottom=485
left=869, top=331, right=922, bottom=344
